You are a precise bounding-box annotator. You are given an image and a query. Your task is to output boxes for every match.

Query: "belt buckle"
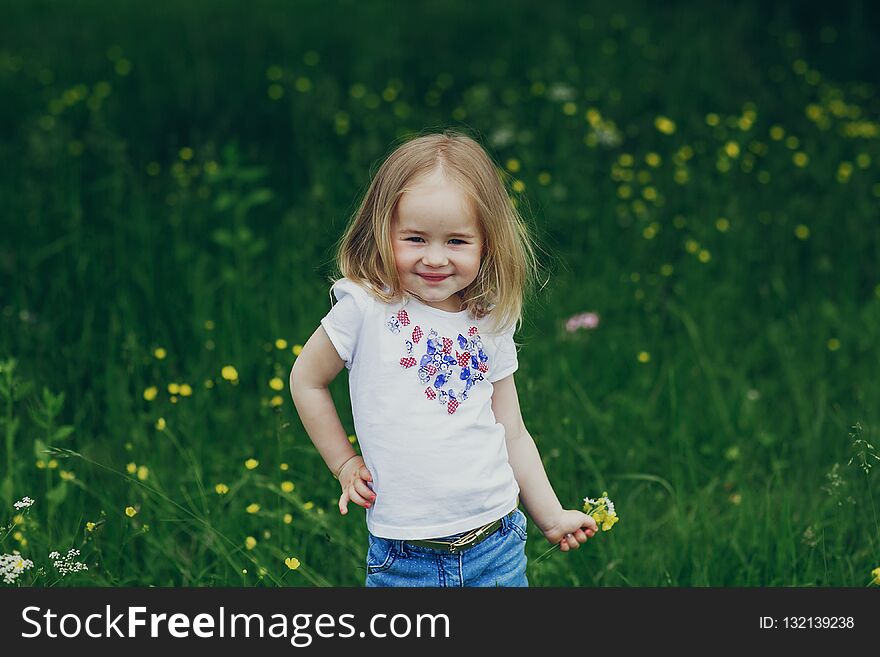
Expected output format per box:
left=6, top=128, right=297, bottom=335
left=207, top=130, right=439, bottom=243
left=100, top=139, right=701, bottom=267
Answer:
left=447, top=523, right=489, bottom=553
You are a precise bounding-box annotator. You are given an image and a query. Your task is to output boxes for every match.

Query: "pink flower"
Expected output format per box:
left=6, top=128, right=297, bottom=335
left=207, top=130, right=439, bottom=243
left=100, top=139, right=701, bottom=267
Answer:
left=565, top=312, right=600, bottom=332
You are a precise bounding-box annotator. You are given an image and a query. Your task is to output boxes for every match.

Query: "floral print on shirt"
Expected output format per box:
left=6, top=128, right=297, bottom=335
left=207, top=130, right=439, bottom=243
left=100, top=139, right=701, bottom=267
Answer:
left=386, top=308, right=489, bottom=414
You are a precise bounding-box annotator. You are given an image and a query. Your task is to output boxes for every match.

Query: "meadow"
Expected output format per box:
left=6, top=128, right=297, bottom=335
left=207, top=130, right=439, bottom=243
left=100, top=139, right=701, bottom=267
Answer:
left=1, top=0, right=879, bottom=586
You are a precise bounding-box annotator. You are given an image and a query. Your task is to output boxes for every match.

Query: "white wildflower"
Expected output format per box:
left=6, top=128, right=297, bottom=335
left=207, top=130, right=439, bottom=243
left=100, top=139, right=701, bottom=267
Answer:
left=583, top=496, right=597, bottom=506
left=548, top=82, right=575, bottom=102
left=594, top=125, right=623, bottom=148
left=50, top=548, right=88, bottom=576
left=13, top=497, right=35, bottom=510
left=1, top=551, right=34, bottom=584
left=488, top=125, right=516, bottom=149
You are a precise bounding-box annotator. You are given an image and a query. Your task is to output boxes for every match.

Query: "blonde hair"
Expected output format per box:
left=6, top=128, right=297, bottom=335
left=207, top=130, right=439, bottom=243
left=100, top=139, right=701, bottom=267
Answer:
left=328, top=128, right=546, bottom=336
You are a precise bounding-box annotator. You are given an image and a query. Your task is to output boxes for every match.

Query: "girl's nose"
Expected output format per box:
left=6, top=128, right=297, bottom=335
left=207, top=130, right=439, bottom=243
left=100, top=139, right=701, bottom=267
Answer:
left=422, top=247, right=449, bottom=267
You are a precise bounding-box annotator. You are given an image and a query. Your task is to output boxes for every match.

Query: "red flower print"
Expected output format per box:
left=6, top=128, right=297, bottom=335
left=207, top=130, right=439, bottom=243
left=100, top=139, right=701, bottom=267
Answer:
left=397, top=310, right=410, bottom=326
left=400, top=357, right=417, bottom=368
left=456, top=350, right=471, bottom=367
left=412, top=325, right=423, bottom=342
left=447, top=399, right=459, bottom=414
left=425, top=388, right=436, bottom=400
left=468, top=326, right=478, bottom=336
left=441, top=337, right=452, bottom=353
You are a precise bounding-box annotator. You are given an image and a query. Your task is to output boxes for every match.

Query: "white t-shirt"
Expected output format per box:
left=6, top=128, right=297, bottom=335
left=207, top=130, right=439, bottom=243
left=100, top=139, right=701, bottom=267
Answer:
left=320, top=277, right=521, bottom=539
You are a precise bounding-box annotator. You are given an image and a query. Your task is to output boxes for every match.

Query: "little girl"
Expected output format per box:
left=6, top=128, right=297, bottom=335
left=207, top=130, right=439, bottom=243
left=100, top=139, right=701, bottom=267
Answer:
left=290, top=130, right=597, bottom=587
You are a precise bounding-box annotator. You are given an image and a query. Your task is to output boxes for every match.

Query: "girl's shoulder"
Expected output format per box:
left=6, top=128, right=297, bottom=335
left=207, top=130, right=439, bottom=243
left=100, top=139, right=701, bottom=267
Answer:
left=329, top=277, right=387, bottom=312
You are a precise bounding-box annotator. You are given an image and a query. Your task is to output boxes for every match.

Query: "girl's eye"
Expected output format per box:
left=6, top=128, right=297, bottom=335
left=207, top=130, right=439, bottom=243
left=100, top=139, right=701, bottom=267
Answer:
left=405, top=237, right=467, bottom=245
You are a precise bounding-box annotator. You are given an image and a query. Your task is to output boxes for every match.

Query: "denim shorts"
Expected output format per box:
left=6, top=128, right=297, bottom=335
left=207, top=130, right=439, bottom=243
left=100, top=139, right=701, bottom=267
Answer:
left=365, top=507, right=529, bottom=587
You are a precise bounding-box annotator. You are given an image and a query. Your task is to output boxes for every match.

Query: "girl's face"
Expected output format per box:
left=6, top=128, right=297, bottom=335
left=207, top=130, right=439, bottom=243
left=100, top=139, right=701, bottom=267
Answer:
left=391, top=171, right=484, bottom=313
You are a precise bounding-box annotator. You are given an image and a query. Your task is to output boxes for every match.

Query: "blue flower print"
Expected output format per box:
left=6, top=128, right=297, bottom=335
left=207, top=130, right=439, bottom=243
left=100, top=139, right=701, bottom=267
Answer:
left=387, top=311, right=491, bottom=415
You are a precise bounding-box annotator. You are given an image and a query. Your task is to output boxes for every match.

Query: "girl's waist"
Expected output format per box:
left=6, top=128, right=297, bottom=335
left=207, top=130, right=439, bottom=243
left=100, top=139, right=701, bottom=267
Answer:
left=424, top=494, right=520, bottom=540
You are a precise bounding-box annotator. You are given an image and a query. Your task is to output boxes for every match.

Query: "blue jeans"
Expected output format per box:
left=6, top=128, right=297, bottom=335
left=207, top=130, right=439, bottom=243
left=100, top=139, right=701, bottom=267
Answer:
left=365, top=508, right=529, bottom=587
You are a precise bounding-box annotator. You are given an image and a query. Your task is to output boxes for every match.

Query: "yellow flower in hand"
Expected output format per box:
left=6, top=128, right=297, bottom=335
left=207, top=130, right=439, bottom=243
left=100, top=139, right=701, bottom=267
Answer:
left=602, top=512, right=619, bottom=531
left=583, top=491, right=619, bottom=532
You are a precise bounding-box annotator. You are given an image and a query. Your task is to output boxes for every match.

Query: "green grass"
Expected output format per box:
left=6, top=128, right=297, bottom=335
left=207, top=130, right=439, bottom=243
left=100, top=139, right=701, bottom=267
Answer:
left=1, top=0, right=879, bottom=586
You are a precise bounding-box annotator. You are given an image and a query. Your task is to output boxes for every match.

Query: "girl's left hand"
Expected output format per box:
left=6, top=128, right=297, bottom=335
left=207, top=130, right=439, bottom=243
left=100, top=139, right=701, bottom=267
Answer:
left=542, top=509, right=598, bottom=551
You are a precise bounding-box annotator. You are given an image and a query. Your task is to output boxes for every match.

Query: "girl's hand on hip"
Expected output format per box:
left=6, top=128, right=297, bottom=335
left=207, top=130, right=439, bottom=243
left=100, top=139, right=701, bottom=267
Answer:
left=337, top=456, right=376, bottom=515
left=542, top=509, right=598, bottom=551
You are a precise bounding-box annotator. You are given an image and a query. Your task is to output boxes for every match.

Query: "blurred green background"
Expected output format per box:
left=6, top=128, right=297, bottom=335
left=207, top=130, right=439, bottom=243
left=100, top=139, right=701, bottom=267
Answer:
left=1, top=0, right=879, bottom=586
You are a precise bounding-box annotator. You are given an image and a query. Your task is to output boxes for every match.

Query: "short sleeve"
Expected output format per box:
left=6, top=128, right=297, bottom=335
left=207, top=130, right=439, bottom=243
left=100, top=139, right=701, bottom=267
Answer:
left=488, top=323, right=518, bottom=383
left=320, top=278, right=374, bottom=369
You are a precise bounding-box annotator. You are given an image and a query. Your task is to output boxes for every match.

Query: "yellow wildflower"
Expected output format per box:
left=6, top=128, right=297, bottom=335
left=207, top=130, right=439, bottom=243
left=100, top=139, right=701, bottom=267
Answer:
left=285, top=557, right=301, bottom=570
left=221, top=365, right=239, bottom=381
left=215, top=483, right=229, bottom=495
left=179, top=384, right=192, bottom=396
left=602, top=513, right=619, bottom=531
left=245, top=458, right=259, bottom=470
left=125, top=506, right=137, bottom=517
left=269, top=377, right=284, bottom=391
left=245, top=536, right=257, bottom=550
left=155, top=417, right=166, bottom=431
left=246, top=503, right=260, bottom=514
left=154, top=347, right=166, bottom=359
left=126, top=462, right=137, bottom=474
left=654, top=116, right=676, bottom=135
left=281, top=481, right=295, bottom=493
left=143, top=386, right=158, bottom=401
left=137, top=465, right=149, bottom=481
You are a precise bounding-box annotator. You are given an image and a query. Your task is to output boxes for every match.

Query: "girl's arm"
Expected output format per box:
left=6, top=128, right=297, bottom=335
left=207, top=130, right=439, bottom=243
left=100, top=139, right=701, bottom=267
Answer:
left=491, top=374, right=564, bottom=532
left=290, top=325, right=357, bottom=477
left=492, top=373, right=597, bottom=549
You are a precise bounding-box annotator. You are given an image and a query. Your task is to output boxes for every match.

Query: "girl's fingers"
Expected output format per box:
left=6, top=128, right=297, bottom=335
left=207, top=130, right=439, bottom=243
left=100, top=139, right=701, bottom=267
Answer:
left=354, top=478, right=376, bottom=503
left=348, top=487, right=372, bottom=509
left=338, top=490, right=349, bottom=515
